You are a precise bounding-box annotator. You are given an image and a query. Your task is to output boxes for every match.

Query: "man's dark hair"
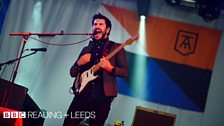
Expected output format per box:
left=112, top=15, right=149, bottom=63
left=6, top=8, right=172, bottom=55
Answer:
left=92, top=13, right=112, bottom=35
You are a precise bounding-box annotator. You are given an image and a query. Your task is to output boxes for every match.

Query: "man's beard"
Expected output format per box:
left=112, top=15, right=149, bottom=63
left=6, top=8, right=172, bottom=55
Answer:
left=101, top=31, right=107, bottom=38
left=93, top=29, right=107, bottom=40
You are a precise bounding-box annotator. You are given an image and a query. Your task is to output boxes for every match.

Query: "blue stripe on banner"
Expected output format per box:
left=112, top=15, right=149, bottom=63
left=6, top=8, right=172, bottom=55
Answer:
left=0, top=0, right=10, bottom=34
left=117, top=51, right=211, bottom=112
left=152, top=57, right=211, bottom=111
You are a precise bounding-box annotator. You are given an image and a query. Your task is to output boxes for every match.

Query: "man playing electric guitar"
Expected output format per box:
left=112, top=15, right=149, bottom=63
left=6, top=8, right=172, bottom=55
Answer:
left=63, top=13, right=138, bottom=126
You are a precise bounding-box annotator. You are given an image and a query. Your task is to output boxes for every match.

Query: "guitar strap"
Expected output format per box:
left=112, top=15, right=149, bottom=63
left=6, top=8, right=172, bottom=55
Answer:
left=103, top=40, right=114, bottom=57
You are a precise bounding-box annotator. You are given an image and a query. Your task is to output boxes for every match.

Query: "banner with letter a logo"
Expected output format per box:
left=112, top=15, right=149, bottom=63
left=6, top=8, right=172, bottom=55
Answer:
left=99, top=4, right=222, bottom=112
left=175, top=30, right=198, bottom=56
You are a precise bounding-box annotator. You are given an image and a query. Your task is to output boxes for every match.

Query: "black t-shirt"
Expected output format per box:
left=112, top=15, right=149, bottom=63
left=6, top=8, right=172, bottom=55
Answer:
left=85, top=38, right=108, bottom=101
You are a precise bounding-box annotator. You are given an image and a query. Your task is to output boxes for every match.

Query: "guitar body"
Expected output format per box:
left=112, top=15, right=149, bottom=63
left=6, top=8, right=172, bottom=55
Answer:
left=73, top=66, right=98, bottom=95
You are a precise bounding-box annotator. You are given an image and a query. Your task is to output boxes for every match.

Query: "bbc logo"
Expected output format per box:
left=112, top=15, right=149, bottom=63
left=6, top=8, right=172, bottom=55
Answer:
left=3, top=112, right=26, bottom=118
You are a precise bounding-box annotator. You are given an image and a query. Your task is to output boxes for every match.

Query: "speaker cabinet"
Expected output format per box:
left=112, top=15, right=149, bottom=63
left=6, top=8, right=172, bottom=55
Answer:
left=0, top=78, right=45, bottom=126
left=132, top=106, right=176, bottom=126
left=0, top=78, right=28, bottom=110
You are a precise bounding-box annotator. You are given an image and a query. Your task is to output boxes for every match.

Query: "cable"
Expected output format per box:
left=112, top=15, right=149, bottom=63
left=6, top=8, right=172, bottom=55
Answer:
left=30, top=36, right=91, bottom=46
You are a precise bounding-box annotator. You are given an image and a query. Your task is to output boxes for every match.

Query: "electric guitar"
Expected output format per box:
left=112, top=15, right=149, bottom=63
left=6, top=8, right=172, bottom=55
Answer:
left=71, top=34, right=139, bottom=95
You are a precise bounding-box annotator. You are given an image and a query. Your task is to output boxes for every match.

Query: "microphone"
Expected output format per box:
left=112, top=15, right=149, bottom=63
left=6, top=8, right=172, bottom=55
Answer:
left=25, top=48, right=47, bottom=52
left=91, top=30, right=101, bottom=35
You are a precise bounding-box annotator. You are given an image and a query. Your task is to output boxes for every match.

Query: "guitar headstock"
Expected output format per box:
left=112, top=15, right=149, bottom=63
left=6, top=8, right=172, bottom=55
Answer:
left=124, top=34, right=140, bottom=45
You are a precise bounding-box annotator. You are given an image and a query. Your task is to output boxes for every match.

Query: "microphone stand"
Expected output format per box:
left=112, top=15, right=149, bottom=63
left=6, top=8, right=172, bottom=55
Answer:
left=1, top=34, right=29, bottom=108
left=9, top=31, right=92, bottom=83
left=11, top=35, right=29, bottom=83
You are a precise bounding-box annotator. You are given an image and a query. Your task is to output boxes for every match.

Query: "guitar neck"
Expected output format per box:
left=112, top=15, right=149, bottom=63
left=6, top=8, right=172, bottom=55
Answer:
left=92, top=43, right=126, bottom=72
left=106, top=43, right=125, bottom=60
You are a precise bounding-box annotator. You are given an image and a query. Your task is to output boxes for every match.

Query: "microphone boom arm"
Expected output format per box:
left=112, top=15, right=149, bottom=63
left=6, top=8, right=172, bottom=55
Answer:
left=9, top=31, right=93, bottom=37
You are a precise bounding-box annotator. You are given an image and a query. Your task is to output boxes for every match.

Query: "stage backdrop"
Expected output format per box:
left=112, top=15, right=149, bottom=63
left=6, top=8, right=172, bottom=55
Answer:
left=100, top=4, right=222, bottom=112
left=1, top=1, right=223, bottom=126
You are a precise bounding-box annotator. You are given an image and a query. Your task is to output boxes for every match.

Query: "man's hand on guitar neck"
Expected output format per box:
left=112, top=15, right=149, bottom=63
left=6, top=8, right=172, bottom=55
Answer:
left=100, top=57, right=114, bottom=72
left=77, top=53, right=91, bottom=66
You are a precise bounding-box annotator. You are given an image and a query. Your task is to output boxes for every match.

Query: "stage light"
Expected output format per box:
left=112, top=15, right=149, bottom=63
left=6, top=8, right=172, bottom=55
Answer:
left=129, top=11, right=148, bottom=99
left=140, top=15, right=146, bottom=20
left=137, top=0, right=151, bottom=19
left=164, top=0, right=222, bottom=22
left=198, top=1, right=221, bottom=22
left=165, top=0, right=181, bottom=6
left=165, top=0, right=197, bottom=7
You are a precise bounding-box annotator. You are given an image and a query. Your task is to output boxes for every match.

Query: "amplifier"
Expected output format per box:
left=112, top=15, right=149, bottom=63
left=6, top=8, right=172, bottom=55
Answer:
left=132, top=106, right=176, bottom=126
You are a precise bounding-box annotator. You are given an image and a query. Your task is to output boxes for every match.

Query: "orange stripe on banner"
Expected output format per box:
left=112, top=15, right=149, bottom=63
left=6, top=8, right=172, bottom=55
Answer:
left=103, top=4, right=222, bottom=70
left=103, top=4, right=139, bottom=36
